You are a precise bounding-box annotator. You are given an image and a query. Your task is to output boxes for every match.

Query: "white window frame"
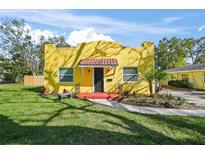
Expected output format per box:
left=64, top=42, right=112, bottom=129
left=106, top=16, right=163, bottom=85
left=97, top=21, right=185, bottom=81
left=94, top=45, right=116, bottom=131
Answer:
left=123, top=67, right=138, bottom=83
left=58, top=67, right=74, bottom=83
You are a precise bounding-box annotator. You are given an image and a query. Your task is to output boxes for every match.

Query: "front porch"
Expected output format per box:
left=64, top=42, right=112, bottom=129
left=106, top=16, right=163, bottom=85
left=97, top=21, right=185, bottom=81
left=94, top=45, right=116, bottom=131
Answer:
left=76, top=92, right=121, bottom=99
left=79, top=58, right=118, bottom=93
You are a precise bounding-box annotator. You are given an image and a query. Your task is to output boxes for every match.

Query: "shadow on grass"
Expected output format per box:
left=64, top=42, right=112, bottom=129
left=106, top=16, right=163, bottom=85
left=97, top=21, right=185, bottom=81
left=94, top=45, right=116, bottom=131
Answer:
left=0, top=113, right=178, bottom=145
left=1, top=87, right=204, bottom=144
left=22, top=86, right=43, bottom=94
left=22, top=86, right=60, bottom=103
left=142, top=114, right=205, bottom=139
left=0, top=100, right=204, bottom=144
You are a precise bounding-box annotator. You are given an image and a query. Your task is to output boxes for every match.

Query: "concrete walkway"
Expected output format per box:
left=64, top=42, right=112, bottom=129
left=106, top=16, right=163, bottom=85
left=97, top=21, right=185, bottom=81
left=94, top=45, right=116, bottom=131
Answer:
left=160, top=88, right=205, bottom=107
left=88, top=99, right=205, bottom=117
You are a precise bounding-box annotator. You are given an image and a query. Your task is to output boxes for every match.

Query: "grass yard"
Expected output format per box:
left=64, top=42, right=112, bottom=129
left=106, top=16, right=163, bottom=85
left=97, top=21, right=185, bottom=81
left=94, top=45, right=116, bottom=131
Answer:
left=0, top=84, right=204, bottom=144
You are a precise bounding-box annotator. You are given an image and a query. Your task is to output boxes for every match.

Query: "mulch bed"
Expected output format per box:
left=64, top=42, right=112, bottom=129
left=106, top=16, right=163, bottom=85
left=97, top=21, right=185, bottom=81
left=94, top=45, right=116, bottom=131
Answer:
left=115, top=94, right=205, bottom=110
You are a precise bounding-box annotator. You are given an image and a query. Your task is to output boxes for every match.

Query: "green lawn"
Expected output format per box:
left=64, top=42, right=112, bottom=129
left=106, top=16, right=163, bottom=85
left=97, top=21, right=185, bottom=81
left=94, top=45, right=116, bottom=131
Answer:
left=0, top=84, right=204, bottom=144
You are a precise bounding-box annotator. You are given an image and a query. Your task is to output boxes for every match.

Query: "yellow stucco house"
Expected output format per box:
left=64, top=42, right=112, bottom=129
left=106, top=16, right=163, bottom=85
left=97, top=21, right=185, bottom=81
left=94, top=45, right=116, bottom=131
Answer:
left=44, top=41, right=155, bottom=94
left=165, top=63, right=205, bottom=90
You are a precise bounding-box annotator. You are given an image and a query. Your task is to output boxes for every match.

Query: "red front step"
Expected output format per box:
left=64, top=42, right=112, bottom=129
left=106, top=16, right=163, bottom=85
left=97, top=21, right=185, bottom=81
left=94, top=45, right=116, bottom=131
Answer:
left=76, top=92, right=121, bottom=99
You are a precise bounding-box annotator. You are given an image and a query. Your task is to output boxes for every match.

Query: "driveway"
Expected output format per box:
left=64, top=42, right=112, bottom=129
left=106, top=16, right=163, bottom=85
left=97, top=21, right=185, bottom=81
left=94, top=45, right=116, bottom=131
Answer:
left=160, top=88, right=205, bottom=107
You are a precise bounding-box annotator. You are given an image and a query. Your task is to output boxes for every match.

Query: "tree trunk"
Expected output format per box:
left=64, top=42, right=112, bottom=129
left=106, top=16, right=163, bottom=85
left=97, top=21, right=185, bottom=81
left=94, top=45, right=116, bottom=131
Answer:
left=149, top=81, right=153, bottom=97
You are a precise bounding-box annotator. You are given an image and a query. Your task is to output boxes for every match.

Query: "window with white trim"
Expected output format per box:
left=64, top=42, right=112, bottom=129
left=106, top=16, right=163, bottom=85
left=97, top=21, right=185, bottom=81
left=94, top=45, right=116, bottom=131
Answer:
left=59, top=68, right=73, bottom=82
left=123, top=67, right=138, bottom=82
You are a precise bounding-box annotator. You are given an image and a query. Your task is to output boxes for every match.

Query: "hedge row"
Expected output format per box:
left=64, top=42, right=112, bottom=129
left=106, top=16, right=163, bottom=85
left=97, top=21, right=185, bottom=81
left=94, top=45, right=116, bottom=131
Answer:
left=168, top=80, right=193, bottom=88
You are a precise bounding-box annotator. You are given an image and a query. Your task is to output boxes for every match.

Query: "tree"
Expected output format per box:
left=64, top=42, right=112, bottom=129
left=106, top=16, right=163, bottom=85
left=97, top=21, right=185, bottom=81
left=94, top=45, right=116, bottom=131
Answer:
left=141, top=68, right=167, bottom=96
left=182, top=37, right=205, bottom=64
left=0, top=19, right=38, bottom=76
left=0, top=19, right=32, bottom=82
left=155, top=37, right=187, bottom=70
left=182, top=38, right=196, bottom=64
left=34, top=35, right=71, bottom=74
left=0, top=19, right=70, bottom=82
left=0, top=55, right=30, bottom=82
left=156, top=36, right=205, bottom=69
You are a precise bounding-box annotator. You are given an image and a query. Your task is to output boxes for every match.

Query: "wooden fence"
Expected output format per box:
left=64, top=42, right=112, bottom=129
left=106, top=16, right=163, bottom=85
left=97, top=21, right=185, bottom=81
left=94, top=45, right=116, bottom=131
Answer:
left=24, top=75, right=44, bottom=86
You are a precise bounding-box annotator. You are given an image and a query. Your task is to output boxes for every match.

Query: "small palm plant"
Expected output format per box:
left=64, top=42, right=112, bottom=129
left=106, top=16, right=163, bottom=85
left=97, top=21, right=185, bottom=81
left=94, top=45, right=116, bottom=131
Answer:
left=141, top=68, right=167, bottom=96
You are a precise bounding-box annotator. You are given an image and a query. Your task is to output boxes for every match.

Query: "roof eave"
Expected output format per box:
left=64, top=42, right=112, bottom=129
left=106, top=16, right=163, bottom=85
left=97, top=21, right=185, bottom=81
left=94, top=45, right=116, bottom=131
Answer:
left=79, top=65, right=118, bottom=68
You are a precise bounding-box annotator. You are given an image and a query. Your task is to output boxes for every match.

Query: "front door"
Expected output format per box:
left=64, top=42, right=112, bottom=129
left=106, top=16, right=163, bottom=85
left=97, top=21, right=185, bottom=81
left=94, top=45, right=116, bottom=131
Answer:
left=94, top=68, right=104, bottom=92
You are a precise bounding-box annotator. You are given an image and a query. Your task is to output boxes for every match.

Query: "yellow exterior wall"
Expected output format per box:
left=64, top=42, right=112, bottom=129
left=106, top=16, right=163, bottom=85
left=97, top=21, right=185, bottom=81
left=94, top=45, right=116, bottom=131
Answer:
left=44, top=41, right=155, bottom=94
left=164, top=70, right=205, bottom=90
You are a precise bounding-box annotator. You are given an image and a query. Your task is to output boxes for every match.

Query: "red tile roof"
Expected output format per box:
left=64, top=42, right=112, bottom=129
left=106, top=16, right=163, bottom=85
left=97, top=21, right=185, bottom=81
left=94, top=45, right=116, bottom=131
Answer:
left=79, top=58, right=118, bottom=67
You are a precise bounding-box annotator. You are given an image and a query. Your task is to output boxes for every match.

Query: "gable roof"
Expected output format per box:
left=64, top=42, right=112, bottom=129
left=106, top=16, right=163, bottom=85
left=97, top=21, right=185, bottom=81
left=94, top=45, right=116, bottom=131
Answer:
left=167, top=63, right=205, bottom=72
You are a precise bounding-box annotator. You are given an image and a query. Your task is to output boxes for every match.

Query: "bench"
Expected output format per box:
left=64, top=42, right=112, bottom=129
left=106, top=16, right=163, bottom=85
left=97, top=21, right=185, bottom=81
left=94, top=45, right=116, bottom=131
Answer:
left=58, top=93, right=71, bottom=102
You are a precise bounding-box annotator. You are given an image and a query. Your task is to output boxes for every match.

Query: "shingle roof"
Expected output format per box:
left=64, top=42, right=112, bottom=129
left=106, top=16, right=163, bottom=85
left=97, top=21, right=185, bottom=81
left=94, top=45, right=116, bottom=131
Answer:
left=79, top=58, right=118, bottom=67
left=167, top=63, right=205, bottom=72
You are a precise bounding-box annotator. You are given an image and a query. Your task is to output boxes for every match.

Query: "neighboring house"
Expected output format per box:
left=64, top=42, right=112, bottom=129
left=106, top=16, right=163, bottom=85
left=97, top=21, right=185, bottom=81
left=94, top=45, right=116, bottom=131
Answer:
left=165, top=63, right=205, bottom=90
left=44, top=41, right=155, bottom=94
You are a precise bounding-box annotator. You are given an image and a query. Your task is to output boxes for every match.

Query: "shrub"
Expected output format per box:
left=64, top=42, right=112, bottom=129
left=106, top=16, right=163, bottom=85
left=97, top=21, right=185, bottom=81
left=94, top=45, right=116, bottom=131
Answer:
left=164, top=93, right=174, bottom=100
left=51, top=91, right=58, bottom=96
left=152, top=97, right=158, bottom=105
left=71, top=92, right=78, bottom=98
left=177, top=97, right=186, bottom=105
left=63, top=89, right=69, bottom=93
left=168, top=80, right=193, bottom=88
left=151, top=94, right=158, bottom=105
left=123, top=91, right=129, bottom=97
left=41, top=87, right=48, bottom=96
